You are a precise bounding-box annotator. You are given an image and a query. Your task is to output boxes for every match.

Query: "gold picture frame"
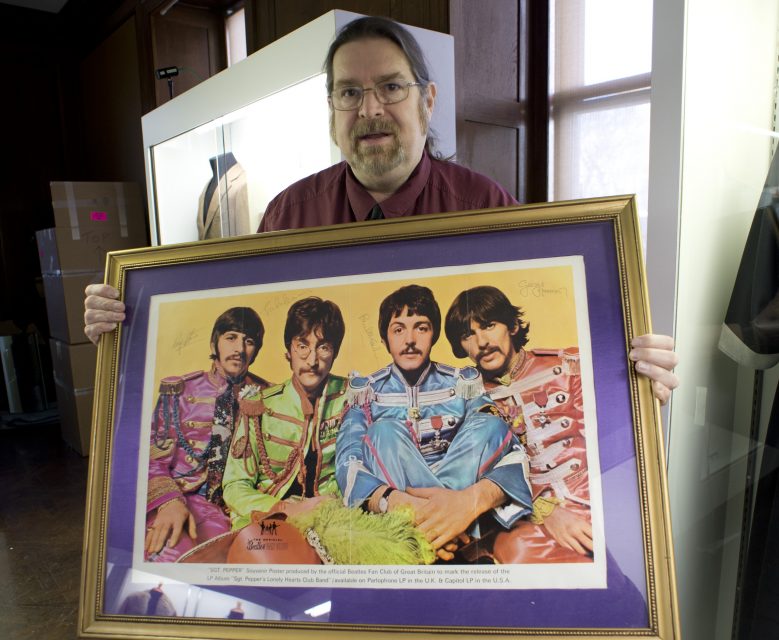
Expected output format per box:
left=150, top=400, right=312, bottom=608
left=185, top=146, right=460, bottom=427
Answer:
left=80, top=196, right=679, bottom=639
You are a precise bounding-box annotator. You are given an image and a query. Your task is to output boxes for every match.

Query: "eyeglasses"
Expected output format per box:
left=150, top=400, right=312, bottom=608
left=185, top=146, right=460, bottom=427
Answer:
left=329, top=80, right=424, bottom=111
left=291, top=341, right=334, bottom=359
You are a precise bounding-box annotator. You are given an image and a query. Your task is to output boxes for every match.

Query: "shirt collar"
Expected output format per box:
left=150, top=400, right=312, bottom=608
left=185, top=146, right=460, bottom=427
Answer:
left=291, top=375, right=327, bottom=416
left=345, top=151, right=432, bottom=221
left=391, top=360, right=432, bottom=388
left=494, top=349, right=527, bottom=387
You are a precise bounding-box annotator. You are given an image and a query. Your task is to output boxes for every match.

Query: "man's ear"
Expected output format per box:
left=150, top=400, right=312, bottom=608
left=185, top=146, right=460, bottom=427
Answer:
left=509, top=322, right=520, bottom=336
left=329, top=111, right=338, bottom=146
left=425, top=82, right=437, bottom=117
left=284, top=351, right=291, bottom=362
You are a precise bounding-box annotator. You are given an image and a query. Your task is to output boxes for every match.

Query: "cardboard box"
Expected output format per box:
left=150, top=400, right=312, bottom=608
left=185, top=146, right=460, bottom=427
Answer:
left=36, top=227, right=146, bottom=275
left=49, top=181, right=147, bottom=241
left=49, top=339, right=97, bottom=391
left=54, top=380, right=93, bottom=456
left=42, top=272, right=103, bottom=344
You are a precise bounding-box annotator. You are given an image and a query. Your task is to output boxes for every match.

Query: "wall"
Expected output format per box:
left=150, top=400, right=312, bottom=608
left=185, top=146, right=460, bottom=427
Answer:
left=78, top=17, right=145, bottom=187
left=648, top=0, right=779, bottom=638
left=0, top=4, right=64, bottom=331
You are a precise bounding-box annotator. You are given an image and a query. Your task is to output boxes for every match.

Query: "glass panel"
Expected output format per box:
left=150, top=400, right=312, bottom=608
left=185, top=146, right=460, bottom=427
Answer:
left=552, top=101, right=651, bottom=238
left=582, top=0, right=652, bottom=85
left=549, top=0, right=653, bottom=242
left=551, top=0, right=652, bottom=92
left=150, top=73, right=332, bottom=245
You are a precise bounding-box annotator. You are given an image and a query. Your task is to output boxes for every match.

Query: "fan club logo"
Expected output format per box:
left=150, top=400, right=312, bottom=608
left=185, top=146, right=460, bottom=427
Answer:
left=246, top=520, right=288, bottom=552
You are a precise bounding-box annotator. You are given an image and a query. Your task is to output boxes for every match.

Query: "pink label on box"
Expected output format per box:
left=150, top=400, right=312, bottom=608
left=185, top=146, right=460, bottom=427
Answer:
left=90, top=211, right=108, bottom=221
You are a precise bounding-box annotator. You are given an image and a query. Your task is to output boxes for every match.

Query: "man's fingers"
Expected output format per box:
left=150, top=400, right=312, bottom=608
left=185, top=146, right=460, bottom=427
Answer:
left=167, top=520, right=184, bottom=548
left=630, top=347, right=679, bottom=371
left=631, top=333, right=674, bottom=351
left=416, top=519, right=450, bottom=548
left=573, top=529, right=594, bottom=552
left=84, top=309, right=125, bottom=327
left=566, top=535, right=588, bottom=556
left=187, top=513, right=197, bottom=541
left=85, top=293, right=126, bottom=314
left=147, top=524, right=169, bottom=554
left=85, top=283, right=120, bottom=299
left=634, top=360, right=679, bottom=393
left=84, top=321, right=119, bottom=345
left=436, top=548, right=455, bottom=561
left=651, top=380, right=672, bottom=406
left=432, top=533, right=452, bottom=550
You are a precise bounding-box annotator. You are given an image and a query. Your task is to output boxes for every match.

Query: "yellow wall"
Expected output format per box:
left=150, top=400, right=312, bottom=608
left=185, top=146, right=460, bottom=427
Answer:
left=151, top=264, right=579, bottom=385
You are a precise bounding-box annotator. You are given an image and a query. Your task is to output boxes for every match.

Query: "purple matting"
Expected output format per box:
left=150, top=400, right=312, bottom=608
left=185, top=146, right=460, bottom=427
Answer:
left=105, top=220, right=649, bottom=629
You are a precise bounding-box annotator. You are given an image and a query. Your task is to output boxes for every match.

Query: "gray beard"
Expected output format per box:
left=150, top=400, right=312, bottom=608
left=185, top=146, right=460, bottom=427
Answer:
left=350, top=137, right=406, bottom=176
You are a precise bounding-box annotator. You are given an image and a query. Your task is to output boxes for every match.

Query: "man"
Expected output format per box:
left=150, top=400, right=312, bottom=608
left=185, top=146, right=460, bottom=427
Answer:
left=336, top=284, right=532, bottom=559
left=84, top=17, right=677, bottom=402
left=444, top=286, right=600, bottom=561
left=258, top=17, right=515, bottom=231
left=145, top=307, right=271, bottom=561
left=222, top=297, right=348, bottom=529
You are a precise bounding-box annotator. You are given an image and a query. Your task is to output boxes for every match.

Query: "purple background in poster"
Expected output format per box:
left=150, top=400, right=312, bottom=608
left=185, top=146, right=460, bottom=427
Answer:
left=105, top=220, right=648, bottom=629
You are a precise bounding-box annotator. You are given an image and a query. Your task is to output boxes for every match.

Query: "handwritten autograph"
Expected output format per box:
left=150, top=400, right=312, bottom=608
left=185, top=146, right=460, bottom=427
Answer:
left=263, top=291, right=313, bottom=315
left=172, top=329, right=199, bottom=355
left=518, top=280, right=568, bottom=298
left=359, top=313, right=384, bottom=361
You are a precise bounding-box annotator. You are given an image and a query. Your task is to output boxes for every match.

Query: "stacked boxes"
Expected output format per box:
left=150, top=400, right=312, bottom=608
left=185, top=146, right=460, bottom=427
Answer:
left=37, top=181, right=147, bottom=454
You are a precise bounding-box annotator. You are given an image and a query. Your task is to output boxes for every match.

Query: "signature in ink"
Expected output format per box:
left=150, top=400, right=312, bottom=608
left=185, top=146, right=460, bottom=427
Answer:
left=172, top=329, right=199, bottom=355
left=359, top=313, right=383, bottom=355
left=263, top=291, right=312, bottom=315
left=517, top=280, right=568, bottom=298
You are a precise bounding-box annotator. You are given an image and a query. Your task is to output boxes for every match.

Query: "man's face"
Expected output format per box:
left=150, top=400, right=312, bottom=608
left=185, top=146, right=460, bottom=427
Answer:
left=460, top=319, right=518, bottom=378
left=330, top=37, right=436, bottom=186
left=214, top=331, right=257, bottom=378
left=287, top=328, right=336, bottom=396
left=384, top=307, right=434, bottom=373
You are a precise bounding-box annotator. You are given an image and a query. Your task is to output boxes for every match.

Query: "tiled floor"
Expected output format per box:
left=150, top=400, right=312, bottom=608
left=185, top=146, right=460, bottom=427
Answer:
left=0, top=421, right=88, bottom=639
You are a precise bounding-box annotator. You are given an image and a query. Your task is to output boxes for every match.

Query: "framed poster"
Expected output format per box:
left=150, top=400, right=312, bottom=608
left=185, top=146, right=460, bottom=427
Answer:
left=79, top=197, right=679, bottom=638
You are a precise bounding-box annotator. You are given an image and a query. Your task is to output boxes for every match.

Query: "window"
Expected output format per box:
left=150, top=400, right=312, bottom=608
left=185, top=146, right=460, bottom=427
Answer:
left=549, top=0, right=653, bottom=238
left=225, top=7, right=247, bottom=67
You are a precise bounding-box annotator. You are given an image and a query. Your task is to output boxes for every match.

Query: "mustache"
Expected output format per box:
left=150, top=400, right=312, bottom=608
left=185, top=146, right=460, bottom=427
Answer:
left=400, top=347, right=423, bottom=356
left=475, top=347, right=501, bottom=364
left=350, top=118, right=400, bottom=142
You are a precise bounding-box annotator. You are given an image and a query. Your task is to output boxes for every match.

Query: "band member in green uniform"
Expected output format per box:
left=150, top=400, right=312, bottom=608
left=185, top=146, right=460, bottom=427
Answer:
left=222, top=297, right=348, bottom=529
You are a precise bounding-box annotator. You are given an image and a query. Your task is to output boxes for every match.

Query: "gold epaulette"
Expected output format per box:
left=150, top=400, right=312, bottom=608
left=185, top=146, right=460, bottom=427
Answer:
left=158, top=370, right=204, bottom=395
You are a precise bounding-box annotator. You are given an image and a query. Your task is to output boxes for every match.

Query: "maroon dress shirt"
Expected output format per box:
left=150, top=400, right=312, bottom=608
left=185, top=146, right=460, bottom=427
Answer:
left=258, top=151, right=517, bottom=232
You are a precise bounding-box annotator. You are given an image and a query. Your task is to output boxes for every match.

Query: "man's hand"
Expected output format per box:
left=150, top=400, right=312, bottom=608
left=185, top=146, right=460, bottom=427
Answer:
left=630, top=333, right=679, bottom=405
left=84, top=283, right=125, bottom=345
left=145, top=500, right=196, bottom=554
left=407, top=480, right=504, bottom=559
left=541, top=506, right=593, bottom=555
left=384, top=488, right=428, bottom=514
left=270, top=495, right=334, bottom=518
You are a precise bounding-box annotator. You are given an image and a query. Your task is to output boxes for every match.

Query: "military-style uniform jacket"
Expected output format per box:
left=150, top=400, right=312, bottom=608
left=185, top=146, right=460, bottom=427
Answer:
left=485, top=347, right=591, bottom=562
left=223, top=374, right=348, bottom=529
left=484, top=348, right=586, bottom=504
left=147, top=366, right=270, bottom=515
left=336, top=362, right=532, bottom=528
